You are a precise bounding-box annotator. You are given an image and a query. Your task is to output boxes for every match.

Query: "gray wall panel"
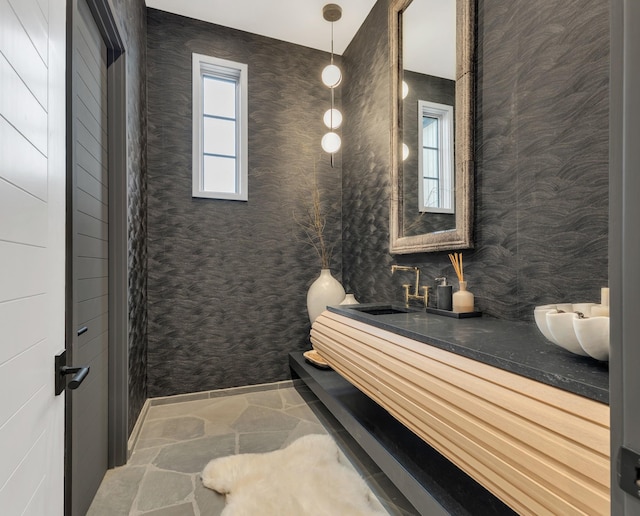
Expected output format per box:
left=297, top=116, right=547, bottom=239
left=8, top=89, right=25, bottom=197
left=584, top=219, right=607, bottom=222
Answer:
left=140, top=0, right=607, bottom=402
left=107, top=0, right=148, bottom=435
left=342, top=0, right=609, bottom=321
left=146, top=9, right=342, bottom=397
left=70, top=3, right=109, bottom=508
left=342, top=0, right=396, bottom=303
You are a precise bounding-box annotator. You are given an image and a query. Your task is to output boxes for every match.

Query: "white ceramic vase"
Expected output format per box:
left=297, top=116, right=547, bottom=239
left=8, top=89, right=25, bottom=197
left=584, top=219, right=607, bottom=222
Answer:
left=307, top=269, right=345, bottom=324
left=340, top=293, right=359, bottom=305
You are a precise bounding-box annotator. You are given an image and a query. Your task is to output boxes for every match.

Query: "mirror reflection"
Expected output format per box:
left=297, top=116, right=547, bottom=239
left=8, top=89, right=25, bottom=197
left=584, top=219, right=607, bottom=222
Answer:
left=390, top=0, right=474, bottom=254
left=402, top=0, right=456, bottom=237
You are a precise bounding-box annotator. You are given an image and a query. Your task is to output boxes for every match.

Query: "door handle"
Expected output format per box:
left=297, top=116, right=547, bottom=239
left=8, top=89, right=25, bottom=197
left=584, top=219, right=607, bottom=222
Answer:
left=77, top=326, right=88, bottom=336
left=60, top=366, right=90, bottom=389
left=55, top=350, right=91, bottom=395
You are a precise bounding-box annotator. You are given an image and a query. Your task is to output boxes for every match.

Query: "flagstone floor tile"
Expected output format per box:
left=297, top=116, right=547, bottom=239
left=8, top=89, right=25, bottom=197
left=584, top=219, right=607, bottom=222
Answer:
left=88, top=383, right=417, bottom=515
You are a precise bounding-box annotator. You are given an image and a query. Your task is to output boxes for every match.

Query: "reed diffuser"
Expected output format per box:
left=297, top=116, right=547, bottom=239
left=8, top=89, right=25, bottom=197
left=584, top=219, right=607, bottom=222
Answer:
left=449, top=252, right=474, bottom=313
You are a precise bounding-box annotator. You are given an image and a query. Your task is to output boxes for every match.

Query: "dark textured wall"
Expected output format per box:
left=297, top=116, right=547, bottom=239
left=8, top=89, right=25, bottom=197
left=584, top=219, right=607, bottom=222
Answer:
left=342, top=0, right=395, bottom=302
left=342, top=0, right=609, bottom=321
left=142, top=0, right=607, bottom=399
left=109, top=0, right=148, bottom=434
left=146, top=9, right=342, bottom=397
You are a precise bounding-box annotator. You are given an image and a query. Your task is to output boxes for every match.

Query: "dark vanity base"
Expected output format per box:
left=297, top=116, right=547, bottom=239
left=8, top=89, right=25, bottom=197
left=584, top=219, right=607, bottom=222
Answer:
left=289, top=352, right=516, bottom=516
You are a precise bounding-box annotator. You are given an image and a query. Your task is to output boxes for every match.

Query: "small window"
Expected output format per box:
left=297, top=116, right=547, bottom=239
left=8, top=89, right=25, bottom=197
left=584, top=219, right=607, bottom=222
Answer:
left=418, top=100, right=454, bottom=213
left=192, top=54, right=248, bottom=200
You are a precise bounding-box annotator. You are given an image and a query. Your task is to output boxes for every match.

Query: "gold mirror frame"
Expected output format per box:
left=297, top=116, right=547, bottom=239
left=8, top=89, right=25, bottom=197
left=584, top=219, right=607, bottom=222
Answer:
left=390, top=0, right=475, bottom=254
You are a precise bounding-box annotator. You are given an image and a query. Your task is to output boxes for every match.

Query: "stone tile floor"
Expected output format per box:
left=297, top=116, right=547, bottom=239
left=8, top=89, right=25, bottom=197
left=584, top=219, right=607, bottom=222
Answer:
left=88, top=381, right=418, bottom=515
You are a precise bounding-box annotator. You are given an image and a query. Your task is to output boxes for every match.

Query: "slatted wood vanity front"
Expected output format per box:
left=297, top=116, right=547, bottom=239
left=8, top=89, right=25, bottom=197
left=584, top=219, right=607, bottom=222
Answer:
left=311, top=310, right=610, bottom=516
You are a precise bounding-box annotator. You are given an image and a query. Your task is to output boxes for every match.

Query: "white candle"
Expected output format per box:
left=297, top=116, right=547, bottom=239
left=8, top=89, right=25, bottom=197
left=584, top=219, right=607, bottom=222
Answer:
left=601, top=287, right=610, bottom=307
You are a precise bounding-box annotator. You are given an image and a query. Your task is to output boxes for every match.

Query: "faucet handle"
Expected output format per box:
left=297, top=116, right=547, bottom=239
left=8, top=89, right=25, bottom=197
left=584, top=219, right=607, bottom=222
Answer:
left=402, top=284, right=411, bottom=306
left=421, top=286, right=430, bottom=307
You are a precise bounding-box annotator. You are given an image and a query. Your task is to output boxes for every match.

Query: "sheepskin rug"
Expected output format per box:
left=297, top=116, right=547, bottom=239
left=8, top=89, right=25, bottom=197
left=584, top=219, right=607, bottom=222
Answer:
left=201, top=433, right=387, bottom=516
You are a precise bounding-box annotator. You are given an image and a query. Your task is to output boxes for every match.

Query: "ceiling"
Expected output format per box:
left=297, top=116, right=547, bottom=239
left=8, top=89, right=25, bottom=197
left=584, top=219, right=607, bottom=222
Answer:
left=144, top=0, right=456, bottom=79
left=145, top=0, right=377, bottom=55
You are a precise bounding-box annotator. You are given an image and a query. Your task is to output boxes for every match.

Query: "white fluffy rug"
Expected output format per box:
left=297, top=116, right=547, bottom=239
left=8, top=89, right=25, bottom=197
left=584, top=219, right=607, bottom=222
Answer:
left=201, top=434, right=388, bottom=516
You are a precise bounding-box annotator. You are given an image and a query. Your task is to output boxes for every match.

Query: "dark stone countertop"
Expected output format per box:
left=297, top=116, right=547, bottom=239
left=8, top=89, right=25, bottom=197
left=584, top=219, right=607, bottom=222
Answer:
left=326, top=304, right=610, bottom=405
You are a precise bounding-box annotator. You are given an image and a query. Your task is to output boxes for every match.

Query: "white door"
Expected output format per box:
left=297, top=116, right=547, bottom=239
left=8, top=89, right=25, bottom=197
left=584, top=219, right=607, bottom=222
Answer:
left=0, top=0, right=67, bottom=513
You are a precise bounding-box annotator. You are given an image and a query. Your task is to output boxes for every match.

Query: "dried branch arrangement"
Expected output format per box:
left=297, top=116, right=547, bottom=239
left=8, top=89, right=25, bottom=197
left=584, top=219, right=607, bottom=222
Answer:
left=294, top=163, right=333, bottom=269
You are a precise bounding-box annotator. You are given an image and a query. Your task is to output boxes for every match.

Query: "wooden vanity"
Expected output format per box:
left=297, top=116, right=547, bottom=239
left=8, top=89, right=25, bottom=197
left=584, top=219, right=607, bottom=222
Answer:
left=302, top=305, right=610, bottom=516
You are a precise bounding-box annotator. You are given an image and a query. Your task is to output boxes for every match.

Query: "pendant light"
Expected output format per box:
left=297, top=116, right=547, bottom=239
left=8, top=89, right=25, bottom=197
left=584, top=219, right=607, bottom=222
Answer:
left=321, top=4, right=343, bottom=163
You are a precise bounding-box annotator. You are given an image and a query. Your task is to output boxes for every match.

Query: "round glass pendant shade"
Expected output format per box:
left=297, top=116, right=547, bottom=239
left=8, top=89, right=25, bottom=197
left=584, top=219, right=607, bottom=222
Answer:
left=323, top=108, right=343, bottom=129
left=321, top=132, right=342, bottom=153
left=402, top=80, right=409, bottom=99
left=402, top=143, right=409, bottom=161
left=322, top=64, right=342, bottom=88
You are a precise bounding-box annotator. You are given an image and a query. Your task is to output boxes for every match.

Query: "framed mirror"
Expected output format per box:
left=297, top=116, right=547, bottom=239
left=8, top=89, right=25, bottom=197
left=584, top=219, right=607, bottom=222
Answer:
left=390, top=0, right=475, bottom=253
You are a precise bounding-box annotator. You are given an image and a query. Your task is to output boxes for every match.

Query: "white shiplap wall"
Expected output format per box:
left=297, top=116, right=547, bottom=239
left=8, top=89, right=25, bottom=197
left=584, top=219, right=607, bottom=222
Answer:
left=0, top=0, right=66, bottom=512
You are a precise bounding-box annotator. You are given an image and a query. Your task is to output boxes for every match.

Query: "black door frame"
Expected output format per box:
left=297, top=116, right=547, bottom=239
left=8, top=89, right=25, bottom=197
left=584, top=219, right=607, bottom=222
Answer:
left=610, top=0, right=640, bottom=513
left=65, top=0, right=128, bottom=512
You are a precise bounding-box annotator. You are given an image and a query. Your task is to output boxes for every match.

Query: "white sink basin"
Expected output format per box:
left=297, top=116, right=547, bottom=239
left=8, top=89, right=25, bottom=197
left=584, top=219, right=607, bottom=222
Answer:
left=534, top=304, right=609, bottom=361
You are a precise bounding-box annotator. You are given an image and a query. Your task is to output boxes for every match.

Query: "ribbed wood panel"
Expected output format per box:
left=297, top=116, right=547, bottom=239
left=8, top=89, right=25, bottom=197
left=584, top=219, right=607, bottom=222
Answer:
left=311, top=312, right=610, bottom=516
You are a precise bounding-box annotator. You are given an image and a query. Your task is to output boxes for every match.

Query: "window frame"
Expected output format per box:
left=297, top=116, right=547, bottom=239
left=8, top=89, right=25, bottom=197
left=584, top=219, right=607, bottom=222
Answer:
left=417, top=100, right=454, bottom=214
left=192, top=53, right=248, bottom=201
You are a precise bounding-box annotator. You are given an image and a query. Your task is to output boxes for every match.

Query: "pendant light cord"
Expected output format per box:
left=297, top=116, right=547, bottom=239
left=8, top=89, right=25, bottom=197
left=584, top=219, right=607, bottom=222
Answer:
left=330, top=20, right=335, bottom=168
left=321, top=3, right=342, bottom=167
left=330, top=22, right=334, bottom=64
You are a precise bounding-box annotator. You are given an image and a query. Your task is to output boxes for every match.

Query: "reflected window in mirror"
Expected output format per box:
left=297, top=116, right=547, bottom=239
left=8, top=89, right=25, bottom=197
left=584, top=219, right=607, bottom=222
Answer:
left=419, top=101, right=454, bottom=214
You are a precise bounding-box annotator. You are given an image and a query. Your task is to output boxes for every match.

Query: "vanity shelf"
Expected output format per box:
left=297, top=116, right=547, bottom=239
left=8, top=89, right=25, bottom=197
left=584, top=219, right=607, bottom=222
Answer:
left=290, top=351, right=515, bottom=515
left=303, top=306, right=610, bottom=516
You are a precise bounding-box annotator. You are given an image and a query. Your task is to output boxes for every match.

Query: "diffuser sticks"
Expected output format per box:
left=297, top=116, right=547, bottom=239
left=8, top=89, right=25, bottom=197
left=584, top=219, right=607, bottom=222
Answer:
left=448, top=252, right=464, bottom=283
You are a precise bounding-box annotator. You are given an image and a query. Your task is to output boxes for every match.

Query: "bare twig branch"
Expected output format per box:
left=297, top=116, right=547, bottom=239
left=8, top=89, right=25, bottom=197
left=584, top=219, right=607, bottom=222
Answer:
left=293, top=162, right=333, bottom=269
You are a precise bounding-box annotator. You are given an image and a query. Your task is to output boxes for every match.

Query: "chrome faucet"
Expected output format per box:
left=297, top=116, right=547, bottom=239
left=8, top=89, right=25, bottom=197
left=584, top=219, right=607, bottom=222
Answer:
left=391, top=265, right=429, bottom=307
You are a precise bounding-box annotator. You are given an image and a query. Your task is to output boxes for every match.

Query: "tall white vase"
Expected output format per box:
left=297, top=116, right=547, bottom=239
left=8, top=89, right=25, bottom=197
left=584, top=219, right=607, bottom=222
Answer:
left=307, top=269, right=346, bottom=324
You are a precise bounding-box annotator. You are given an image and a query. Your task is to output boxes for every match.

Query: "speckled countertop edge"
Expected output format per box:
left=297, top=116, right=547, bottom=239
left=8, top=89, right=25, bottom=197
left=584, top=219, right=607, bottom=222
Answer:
left=327, top=304, right=609, bottom=405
